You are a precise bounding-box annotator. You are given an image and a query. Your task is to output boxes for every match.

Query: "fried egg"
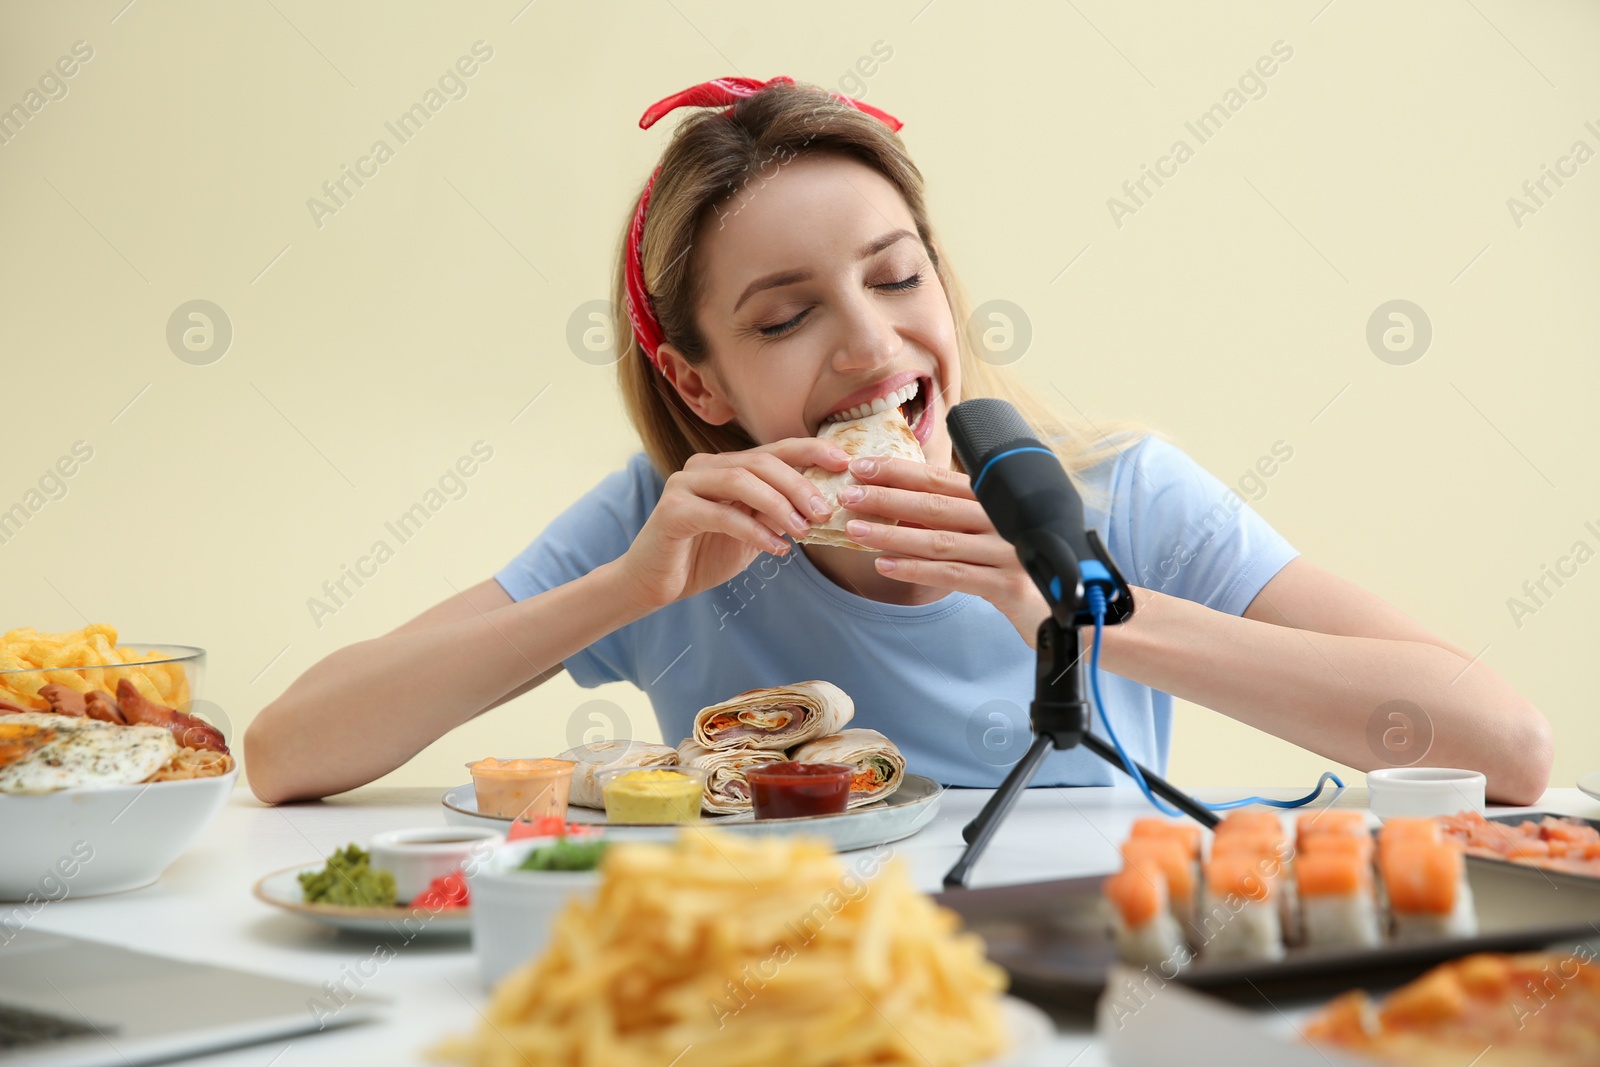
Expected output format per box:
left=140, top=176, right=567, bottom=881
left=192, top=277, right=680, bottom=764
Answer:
left=0, top=711, right=178, bottom=793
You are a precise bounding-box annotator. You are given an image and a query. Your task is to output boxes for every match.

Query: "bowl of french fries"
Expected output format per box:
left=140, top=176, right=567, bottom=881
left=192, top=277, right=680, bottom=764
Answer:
left=0, top=625, right=237, bottom=900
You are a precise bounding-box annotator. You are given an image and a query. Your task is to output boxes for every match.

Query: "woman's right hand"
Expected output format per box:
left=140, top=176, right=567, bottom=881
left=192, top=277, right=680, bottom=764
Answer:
left=616, top=439, right=852, bottom=612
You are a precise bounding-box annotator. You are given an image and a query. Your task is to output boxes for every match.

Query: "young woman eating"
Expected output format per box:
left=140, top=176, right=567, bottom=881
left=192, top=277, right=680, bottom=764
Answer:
left=245, top=77, right=1551, bottom=806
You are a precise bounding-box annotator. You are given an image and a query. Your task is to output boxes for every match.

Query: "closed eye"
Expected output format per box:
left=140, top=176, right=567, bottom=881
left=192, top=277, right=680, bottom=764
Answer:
left=755, top=272, right=925, bottom=339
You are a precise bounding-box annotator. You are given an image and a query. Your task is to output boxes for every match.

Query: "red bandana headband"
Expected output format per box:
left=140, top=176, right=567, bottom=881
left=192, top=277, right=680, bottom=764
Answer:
left=624, top=76, right=905, bottom=372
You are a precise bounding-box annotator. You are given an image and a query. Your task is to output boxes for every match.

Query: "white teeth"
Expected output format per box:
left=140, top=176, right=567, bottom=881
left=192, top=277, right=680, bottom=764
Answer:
left=824, top=378, right=922, bottom=424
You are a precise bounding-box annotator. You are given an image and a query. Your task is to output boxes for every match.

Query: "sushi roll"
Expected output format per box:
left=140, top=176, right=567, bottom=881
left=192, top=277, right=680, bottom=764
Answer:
left=1103, top=866, right=1187, bottom=968
left=1211, top=832, right=1297, bottom=943
left=1297, top=849, right=1381, bottom=949
left=1382, top=840, right=1477, bottom=941
left=1299, top=831, right=1375, bottom=866
left=1129, top=817, right=1203, bottom=863
left=1296, top=809, right=1369, bottom=851
left=1217, top=808, right=1288, bottom=844
left=1121, top=837, right=1197, bottom=932
left=1201, top=854, right=1285, bottom=961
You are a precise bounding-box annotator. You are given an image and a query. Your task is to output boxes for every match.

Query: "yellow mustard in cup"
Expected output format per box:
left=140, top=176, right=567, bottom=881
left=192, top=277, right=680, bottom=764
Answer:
left=467, top=757, right=575, bottom=820
left=598, top=767, right=706, bottom=824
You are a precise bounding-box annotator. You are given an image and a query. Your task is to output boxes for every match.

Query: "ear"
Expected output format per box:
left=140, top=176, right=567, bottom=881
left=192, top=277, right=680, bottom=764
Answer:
left=656, top=344, right=737, bottom=426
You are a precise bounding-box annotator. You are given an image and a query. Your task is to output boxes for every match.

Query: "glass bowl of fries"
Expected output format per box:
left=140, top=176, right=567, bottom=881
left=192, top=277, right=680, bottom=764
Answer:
left=0, top=630, right=205, bottom=716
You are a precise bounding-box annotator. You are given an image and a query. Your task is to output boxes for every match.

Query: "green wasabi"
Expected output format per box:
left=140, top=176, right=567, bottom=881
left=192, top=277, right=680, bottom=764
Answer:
left=518, top=839, right=609, bottom=872
left=298, top=844, right=397, bottom=907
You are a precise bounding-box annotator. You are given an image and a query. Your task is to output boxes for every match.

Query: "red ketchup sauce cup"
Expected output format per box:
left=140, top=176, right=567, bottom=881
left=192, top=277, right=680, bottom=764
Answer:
left=747, top=762, right=854, bottom=820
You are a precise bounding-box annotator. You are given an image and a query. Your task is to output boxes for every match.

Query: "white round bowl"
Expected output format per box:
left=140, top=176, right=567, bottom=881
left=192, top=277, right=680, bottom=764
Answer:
left=370, top=825, right=501, bottom=905
left=1367, top=766, right=1487, bottom=821
left=465, top=835, right=603, bottom=987
left=0, top=768, right=238, bottom=901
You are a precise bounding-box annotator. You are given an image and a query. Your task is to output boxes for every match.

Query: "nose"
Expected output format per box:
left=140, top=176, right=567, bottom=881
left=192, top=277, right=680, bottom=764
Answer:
left=829, top=287, right=901, bottom=375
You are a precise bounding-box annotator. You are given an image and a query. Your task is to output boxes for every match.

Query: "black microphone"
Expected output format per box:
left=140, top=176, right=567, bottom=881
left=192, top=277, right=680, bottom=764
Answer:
left=947, top=398, right=1117, bottom=619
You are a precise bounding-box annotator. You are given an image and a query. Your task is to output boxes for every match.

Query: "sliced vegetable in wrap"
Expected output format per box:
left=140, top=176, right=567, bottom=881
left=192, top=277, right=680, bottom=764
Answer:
left=556, top=739, right=679, bottom=809
left=675, top=740, right=788, bottom=815
left=798, top=405, right=926, bottom=550
left=691, top=680, right=854, bottom=752
left=787, top=728, right=906, bottom=809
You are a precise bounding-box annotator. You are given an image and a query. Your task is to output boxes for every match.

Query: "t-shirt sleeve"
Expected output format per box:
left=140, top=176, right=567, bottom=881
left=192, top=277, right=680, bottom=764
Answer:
left=493, top=452, right=663, bottom=688
left=1119, top=436, right=1299, bottom=616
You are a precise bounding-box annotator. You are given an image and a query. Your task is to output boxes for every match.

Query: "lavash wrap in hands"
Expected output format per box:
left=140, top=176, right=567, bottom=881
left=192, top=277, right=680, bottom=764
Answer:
left=690, top=680, right=855, bottom=752
left=787, top=728, right=906, bottom=809
left=556, top=740, right=679, bottom=809
left=675, top=741, right=788, bottom=815
left=798, top=407, right=926, bottom=550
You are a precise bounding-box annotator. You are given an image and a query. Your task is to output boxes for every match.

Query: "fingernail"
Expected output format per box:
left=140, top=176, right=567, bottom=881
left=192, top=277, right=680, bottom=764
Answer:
left=808, top=495, right=830, bottom=518
left=838, top=485, right=864, bottom=504
left=829, top=448, right=851, bottom=464
left=846, top=520, right=870, bottom=537
left=769, top=534, right=788, bottom=552
left=876, top=556, right=897, bottom=573
left=789, top=510, right=809, bottom=533
left=850, top=457, right=879, bottom=477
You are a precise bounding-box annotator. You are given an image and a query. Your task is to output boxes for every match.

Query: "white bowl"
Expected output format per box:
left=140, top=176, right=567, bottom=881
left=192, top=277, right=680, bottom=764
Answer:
left=1367, top=766, right=1487, bottom=821
left=465, top=835, right=603, bottom=987
left=0, top=768, right=238, bottom=901
left=370, top=826, right=502, bottom=905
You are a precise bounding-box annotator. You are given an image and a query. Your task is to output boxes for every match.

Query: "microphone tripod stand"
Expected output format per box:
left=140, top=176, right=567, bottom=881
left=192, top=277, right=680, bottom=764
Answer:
left=943, top=529, right=1220, bottom=889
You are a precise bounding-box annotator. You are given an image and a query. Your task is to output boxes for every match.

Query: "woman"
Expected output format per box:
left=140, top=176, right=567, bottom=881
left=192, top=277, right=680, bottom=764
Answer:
left=246, top=77, right=1550, bottom=805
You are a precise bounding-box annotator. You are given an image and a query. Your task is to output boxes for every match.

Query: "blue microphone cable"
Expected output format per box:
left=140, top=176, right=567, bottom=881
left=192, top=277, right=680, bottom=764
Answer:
left=1082, top=584, right=1343, bottom=816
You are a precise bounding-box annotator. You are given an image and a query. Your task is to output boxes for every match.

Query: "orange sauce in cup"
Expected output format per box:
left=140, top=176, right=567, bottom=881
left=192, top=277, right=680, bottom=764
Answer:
left=467, top=757, right=575, bottom=820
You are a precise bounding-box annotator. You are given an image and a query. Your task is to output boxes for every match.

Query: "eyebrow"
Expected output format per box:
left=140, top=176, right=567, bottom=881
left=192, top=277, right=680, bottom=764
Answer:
left=731, top=229, right=917, bottom=313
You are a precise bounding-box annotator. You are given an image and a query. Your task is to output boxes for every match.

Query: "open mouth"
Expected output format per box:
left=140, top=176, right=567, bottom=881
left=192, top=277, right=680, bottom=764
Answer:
left=822, top=375, right=934, bottom=444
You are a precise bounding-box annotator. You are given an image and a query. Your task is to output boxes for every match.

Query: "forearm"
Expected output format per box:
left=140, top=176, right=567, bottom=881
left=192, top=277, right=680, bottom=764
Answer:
left=245, top=560, right=650, bottom=802
left=1094, top=587, right=1553, bottom=804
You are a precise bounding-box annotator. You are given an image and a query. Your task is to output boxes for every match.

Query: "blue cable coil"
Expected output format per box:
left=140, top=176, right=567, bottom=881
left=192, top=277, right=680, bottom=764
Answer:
left=1082, top=583, right=1344, bottom=817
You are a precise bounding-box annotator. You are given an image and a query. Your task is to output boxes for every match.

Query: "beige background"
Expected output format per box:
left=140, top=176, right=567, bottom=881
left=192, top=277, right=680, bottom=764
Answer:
left=2, top=1, right=1596, bottom=793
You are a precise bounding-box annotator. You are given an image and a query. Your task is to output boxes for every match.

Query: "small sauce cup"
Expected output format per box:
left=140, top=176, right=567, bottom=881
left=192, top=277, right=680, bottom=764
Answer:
left=369, top=826, right=501, bottom=906
left=466, top=758, right=575, bottom=820
left=747, top=762, right=853, bottom=820
left=597, top=766, right=707, bottom=824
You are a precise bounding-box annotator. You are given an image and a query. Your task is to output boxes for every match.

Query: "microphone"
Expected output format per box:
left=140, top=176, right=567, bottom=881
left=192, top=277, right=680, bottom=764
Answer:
left=946, top=398, right=1118, bottom=621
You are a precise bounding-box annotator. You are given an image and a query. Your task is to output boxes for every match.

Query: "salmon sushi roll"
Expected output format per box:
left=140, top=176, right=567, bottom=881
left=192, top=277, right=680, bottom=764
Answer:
left=1296, top=809, right=1369, bottom=850
left=1104, top=866, right=1187, bottom=967
left=1217, top=809, right=1287, bottom=844
left=1211, top=832, right=1298, bottom=942
left=1299, top=832, right=1375, bottom=866
left=1382, top=840, right=1476, bottom=941
left=1297, top=849, right=1381, bottom=949
left=1122, top=837, right=1197, bottom=931
left=1129, top=817, right=1203, bottom=863
left=1201, top=854, right=1285, bottom=961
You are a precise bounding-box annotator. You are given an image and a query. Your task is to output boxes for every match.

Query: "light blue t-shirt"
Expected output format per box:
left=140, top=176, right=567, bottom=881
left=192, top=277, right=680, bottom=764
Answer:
left=495, top=434, right=1298, bottom=788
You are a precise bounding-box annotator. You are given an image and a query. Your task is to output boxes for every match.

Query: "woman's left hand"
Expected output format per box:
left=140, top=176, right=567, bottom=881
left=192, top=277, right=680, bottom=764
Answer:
left=838, top=456, right=1052, bottom=647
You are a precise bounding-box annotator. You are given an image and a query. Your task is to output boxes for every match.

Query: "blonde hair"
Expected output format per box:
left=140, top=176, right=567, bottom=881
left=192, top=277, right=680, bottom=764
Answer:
left=613, top=79, right=1165, bottom=511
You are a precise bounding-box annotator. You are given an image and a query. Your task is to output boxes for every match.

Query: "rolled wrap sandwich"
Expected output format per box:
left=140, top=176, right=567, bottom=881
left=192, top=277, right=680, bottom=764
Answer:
left=798, top=405, right=926, bottom=550
left=676, top=740, right=788, bottom=815
left=556, top=739, right=679, bottom=809
left=691, top=680, right=854, bottom=751
left=788, top=728, right=907, bottom=809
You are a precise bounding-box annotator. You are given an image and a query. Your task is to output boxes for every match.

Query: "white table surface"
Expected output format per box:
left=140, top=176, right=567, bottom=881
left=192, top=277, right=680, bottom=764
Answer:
left=24, top=782, right=1600, bottom=1067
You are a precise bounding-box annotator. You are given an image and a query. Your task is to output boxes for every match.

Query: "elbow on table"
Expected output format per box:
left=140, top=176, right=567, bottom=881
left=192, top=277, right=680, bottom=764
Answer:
left=242, top=705, right=314, bottom=805
left=1486, top=702, right=1555, bottom=807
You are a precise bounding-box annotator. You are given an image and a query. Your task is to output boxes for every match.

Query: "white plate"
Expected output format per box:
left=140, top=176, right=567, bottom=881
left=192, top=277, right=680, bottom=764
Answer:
left=441, top=774, right=945, bottom=852
left=253, top=864, right=472, bottom=939
left=1580, top=770, right=1600, bottom=803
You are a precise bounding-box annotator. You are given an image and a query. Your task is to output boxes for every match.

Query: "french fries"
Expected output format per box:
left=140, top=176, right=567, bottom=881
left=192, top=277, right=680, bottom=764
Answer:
left=431, top=829, right=1010, bottom=1067
left=0, top=624, right=190, bottom=711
